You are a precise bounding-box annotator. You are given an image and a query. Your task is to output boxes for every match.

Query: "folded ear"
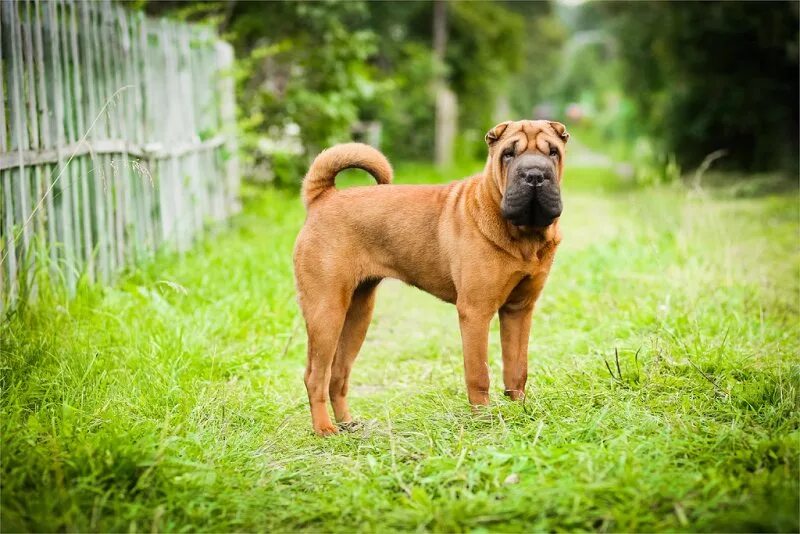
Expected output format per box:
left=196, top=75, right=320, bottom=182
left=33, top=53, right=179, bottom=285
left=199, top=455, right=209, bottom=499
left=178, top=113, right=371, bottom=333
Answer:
left=485, top=121, right=512, bottom=146
left=549, top=121, right=570, bottom=143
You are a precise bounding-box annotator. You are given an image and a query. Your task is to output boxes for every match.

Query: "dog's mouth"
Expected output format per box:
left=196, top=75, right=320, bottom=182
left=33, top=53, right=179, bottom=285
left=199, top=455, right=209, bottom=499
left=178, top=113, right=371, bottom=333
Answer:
left=501, top=186, right=562, bottom=228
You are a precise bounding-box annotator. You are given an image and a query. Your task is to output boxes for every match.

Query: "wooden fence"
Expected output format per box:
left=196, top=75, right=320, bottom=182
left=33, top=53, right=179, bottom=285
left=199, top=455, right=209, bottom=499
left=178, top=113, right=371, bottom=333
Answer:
left=0, top=0, right=240, bottom=311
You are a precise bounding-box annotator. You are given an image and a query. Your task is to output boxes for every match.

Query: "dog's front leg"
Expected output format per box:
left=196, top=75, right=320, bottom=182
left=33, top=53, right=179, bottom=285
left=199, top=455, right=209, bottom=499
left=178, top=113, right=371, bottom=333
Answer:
left=456, top=304, right=493, bottom=406
left=499, top=303, right=533, bottom=400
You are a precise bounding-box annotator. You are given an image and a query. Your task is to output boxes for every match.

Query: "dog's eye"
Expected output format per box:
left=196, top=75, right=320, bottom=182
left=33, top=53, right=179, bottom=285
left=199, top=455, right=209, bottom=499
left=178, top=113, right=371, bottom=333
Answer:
left=502, top=149, right=515, bottom=162
left=549, top=147, right=559, bottom=158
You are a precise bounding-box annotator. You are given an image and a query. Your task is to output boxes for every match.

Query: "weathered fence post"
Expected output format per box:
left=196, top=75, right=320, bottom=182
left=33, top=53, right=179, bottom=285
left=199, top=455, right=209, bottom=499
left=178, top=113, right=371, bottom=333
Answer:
left=0, top=0, right=240, bottom=311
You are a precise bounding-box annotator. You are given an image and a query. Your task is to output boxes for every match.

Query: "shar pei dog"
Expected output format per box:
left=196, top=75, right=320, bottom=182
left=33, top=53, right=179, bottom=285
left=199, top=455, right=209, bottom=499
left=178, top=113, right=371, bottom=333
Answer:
left=294, top=119, right=569, bottom=435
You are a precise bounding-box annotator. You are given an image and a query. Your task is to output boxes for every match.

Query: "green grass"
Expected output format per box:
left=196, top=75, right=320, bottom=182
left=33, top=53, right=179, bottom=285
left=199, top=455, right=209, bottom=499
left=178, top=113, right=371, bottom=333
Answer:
left=1, top=159, right=798, bottom=532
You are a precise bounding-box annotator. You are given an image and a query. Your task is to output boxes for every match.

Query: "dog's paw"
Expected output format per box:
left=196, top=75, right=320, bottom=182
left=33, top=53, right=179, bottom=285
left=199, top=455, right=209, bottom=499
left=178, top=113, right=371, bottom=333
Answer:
left=313, top=423, right=339, bottom=437
left=470, top=403, right=494, bottom=423
left=503, top=389, right=526, bottom=401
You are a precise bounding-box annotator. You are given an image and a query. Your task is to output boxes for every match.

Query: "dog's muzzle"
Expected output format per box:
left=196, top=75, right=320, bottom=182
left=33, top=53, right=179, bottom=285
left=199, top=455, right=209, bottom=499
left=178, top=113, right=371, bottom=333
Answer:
left=501, top=155, right=562, bottom=228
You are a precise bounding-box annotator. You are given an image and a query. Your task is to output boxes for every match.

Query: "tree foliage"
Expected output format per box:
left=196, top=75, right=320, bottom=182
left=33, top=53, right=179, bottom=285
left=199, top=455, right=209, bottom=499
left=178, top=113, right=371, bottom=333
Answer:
left=144, top=1, right=796, bottom=179
left=144, top=0, right=546, bottom=181
left=599, top=1, right=799, bottom=173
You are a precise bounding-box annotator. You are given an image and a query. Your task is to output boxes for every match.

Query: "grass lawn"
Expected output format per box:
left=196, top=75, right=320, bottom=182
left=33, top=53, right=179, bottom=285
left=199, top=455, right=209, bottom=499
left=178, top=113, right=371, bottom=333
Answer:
left=1, top=157, right=798, bottom=532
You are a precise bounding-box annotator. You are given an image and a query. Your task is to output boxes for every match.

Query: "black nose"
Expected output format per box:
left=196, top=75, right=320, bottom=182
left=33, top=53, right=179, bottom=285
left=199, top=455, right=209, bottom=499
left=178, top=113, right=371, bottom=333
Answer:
left=520, top=167, right=548, bottom=186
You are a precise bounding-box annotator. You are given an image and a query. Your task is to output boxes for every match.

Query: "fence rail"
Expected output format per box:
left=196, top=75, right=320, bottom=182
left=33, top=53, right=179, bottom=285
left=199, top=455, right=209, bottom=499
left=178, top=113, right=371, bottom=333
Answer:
left=0, top=0, right=240, bottom=311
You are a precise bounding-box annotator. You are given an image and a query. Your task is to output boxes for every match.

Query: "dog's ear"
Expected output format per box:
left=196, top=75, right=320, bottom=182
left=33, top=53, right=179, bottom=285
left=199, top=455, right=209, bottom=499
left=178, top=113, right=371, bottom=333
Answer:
left=485, top=121, right=512, bottom=146
left=549, top=121, right=570, bottom=143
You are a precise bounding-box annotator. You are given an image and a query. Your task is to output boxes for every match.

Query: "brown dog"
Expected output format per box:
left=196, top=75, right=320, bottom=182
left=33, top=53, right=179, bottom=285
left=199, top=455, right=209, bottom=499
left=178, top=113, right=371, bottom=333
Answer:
left=294, top=119, right=569, bottom=435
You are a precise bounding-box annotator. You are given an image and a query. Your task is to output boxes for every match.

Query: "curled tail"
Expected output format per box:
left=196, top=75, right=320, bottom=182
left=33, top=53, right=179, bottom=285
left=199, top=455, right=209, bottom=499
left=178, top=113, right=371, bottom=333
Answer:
left=302, top=143, right=393, bottom=208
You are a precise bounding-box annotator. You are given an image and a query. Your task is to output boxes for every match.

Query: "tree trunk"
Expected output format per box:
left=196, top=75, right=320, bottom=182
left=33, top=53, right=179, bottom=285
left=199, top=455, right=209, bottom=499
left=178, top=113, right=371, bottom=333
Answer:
left=433, top=0, right=456, bottom=168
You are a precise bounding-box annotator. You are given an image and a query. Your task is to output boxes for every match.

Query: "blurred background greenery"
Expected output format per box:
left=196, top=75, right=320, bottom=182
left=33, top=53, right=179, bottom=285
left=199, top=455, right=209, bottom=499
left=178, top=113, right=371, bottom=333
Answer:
left=140, top=0, right=798, bottom=186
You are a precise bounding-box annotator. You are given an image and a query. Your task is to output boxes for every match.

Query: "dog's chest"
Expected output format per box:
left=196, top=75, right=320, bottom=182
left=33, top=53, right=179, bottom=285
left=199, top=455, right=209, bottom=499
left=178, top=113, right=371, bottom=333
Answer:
left=516, top=237, right=558, bottom=268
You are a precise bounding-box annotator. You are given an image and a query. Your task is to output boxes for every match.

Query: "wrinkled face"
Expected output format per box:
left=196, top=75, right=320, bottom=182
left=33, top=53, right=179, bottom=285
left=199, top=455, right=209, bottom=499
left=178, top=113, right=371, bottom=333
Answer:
left=485, top=119, right=569, bottom=228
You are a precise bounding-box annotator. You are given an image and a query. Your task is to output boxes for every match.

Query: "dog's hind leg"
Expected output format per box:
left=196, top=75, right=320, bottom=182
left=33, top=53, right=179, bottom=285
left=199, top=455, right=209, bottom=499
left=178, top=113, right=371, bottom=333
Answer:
left=302, top=290, right=351, bottom=436
left=330, top=280, right=379, bottom=425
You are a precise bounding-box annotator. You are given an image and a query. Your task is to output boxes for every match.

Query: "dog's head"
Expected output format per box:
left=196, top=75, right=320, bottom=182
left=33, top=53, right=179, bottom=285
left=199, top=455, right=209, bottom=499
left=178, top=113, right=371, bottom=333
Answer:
left=485, top=119, right=569, bottom=228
